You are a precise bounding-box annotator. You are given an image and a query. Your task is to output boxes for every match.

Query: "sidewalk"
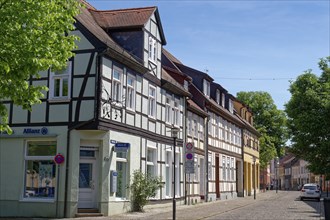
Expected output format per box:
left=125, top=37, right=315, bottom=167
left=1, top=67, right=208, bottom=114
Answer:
left=104, top=191, right=283, bottom=220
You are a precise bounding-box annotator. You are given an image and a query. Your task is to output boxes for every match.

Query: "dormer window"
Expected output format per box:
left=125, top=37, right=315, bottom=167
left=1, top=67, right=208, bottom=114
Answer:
left=184, top=80, right=189, bottom=90
left=148, top=36, right=157, bottom=62
left=229, top=99, right=234, bottom=113
left=216, top=89, right=220, bottom=104
left=221, top=93, right=225, bottom=107
left=203, top=79, right=210, bottom=97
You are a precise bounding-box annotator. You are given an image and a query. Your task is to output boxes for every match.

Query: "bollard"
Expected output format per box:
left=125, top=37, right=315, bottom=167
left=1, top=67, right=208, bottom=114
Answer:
left=324, top=198, right=330, bottom=220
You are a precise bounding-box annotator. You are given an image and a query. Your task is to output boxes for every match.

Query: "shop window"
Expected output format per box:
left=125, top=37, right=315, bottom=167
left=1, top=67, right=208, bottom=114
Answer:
left=49, top=61, right=71, bottom=100
left=24, top=141, right=57, bottom=200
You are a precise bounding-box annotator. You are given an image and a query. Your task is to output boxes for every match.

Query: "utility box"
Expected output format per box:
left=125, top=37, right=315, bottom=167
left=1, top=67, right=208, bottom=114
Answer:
left=110, top=170, right=118, bottom=193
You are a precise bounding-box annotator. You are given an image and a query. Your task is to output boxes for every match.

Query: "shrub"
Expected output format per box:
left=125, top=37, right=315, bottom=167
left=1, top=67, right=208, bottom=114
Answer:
left=129, top=170, right=163, bottom=212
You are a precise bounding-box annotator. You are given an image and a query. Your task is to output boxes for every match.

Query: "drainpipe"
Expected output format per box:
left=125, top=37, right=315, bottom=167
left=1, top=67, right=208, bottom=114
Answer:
left=184, top=97, right=188, bottom=205
left=204, top=115, right=210, bottom=202
left=241, top=128, right=245, bottom=197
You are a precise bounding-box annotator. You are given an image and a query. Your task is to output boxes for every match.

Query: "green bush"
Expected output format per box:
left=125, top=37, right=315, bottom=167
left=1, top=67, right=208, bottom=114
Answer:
left=129, top=170, right=163, bottom=212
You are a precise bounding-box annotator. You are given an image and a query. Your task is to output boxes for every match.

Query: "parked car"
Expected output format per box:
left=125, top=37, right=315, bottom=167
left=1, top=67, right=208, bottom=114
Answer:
left=300, top=183, right=321, bottom=201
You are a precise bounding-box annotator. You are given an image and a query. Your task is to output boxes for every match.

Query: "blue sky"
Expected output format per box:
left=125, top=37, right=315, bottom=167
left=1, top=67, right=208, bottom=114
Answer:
left=89, top=0, right=329, bottom=110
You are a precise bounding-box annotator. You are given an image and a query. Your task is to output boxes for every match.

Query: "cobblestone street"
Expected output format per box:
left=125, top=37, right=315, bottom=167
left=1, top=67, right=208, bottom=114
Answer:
left=96, top=191, right=326, bottom=220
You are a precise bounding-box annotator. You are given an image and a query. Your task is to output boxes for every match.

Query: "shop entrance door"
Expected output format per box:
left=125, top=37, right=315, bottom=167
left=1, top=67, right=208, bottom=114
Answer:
left=78, top=149, right=98, bottom=209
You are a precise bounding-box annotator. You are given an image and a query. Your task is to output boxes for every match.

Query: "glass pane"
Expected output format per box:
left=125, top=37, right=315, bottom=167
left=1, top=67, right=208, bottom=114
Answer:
left=24, top=160, right=56, bottom=198
left=127, top=77, right=134, bottom=86
left=116, top=161, right=127, bottom=198
left=62, top=78, right=68, bottom=96
left=54, top=79, right=60, bottom=97
left=80, top=150, right=95, bottom=157
left=117, top=152, right=127, bottom=159
left=113, top=70, right=120, bottom=80
left=27, top=141, right=56, bottom=156
left=79, top=163, right=92, bottom=188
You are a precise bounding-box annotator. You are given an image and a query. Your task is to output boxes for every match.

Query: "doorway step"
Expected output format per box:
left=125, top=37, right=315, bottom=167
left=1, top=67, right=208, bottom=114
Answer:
left=76, top=209, right=103, bottom=217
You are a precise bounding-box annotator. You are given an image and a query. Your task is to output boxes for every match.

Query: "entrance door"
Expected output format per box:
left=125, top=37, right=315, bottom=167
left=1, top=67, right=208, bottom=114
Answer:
left=78, top=149, right=98, bottom=209
left=215, top=155, right=220, bottom=198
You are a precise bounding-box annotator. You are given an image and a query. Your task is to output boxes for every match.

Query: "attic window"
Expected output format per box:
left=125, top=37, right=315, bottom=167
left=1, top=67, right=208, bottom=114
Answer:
left=216, top=89, right=220, bottom=104
left=203, top=79, right=210, bottom=98
left=148, top=36, right=157, bottom=62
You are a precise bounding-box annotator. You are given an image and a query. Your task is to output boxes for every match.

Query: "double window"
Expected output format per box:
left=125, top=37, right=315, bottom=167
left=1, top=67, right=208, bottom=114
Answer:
left=173, top=101, right=179, bottom=126
left=147, top=147, right=157, bottom=177
left=24, top=141, right=57, bottom=200
left=50, top=61, right=72, bottom=100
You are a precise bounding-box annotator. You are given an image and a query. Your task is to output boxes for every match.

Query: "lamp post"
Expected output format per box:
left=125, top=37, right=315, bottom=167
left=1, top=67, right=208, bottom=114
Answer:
left=171, top=127, right=179, bottom=220
left=252, top=156, right=256, bottom=200
left=275, top=157, right=279, bottom=193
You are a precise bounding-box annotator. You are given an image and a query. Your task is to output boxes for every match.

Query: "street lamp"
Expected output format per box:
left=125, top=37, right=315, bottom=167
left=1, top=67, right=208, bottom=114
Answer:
left=275, top=157, right=279, bottom=193
left=252, top=156, right=256, bottom=200
left=171, top=126, right=180, bottom=220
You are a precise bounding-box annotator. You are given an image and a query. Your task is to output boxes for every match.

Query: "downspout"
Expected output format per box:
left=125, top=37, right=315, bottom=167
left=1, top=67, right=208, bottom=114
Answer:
left=184, top=97, right=188, bottom=205
left=204, top=114, right=210, bottom=202
left=241, top=128, right=245, bottom=197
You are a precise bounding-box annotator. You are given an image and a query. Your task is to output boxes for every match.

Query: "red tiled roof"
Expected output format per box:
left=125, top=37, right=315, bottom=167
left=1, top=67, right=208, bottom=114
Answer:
left=89, top=7, right=156, bottom=29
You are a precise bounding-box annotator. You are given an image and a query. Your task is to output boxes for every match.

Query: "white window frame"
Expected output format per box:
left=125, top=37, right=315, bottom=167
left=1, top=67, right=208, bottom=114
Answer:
left=231, top=158, right=235, bottom=181
left=221, top=93, right=225, bottom=107
left=165, top=95, right=171, bottom=124
left=49, top=61, right=72, bottom=100
left=229, top=99, right=234, bottom=113
left=165, top=150, right=172, bottom=197
left=23, top=140, right=57, bottom=201
left=147, top=147, right=157, bottom=177
left=203, top=79, right=210, bottom=97
left=216, top=89, right=220, bottom=104
left=222, top=156, right=226, bottom=181
left=227, top=157, right=230, bottom=181
left=126, top=74, right=136, bottom=111
left=173, top=100, right=179, bottom=126
left=148, top=85, right=156, bottom=118
left=148, top=36, right=157, bottom=63
left=112, top=66, right=123, bottom=103
left=116, top=151, right=128, bottom=200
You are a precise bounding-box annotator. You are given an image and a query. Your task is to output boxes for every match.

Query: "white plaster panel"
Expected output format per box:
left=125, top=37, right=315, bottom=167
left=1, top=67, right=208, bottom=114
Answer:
left=135, top=94, right=142, bottom=113
left=49, top=104, right=69, bottom=122
left=102, top=58, right=112, bottom=80
left=31, top=102, right=46, bottom=123
left=38, top=70, right=48, bottom=78
left=148, top=120, right=156, bottom=133
left=151, top=21, right=157, bottom=37
left=83, top=77, right=95, bottom=97
left=141, top=97, right=148, bottom=115
left=12, top=105, right=28, bottom=124
left=136, top=75, right=142, bottom=93
left=156, top=121, right=161, bottom=135
left=79, top=100, right=94, bottom=121
left=126, top=112, right=135, bottom=126
left=156, top=103, right=161, bottom=121
left=142, top=78, right=149, bottom=96
left=135, top=113, right=141, bottom=128
left=74, top=53, right=96, bottom=75
left=141, top=115, right=148, bottom=130
left=32, top=80, right=48, bottom=99
left=71, top=30, right=94, bottom=50
left=73, top=78, right=83, bottom=98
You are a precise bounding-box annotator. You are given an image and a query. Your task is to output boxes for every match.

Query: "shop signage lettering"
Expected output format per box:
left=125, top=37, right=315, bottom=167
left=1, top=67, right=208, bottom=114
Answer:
left=23, top=127, right=48, bottom=135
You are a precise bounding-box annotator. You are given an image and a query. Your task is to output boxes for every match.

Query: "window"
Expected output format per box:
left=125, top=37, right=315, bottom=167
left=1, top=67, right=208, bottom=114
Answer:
left=221, top=93, right=225, bottom=107
left=112, top=67, right=123, bottom=103
left=165, top=151, right=172, bottom=197
left=24, top=141, right=57, bottom=200
left=148, top=85, right=156, bottom=118
left=231, top=158, right=235, bottom=181
left=187, top=118, right=192, bottom=135
left=199, top=119, right=204, bottom=140
left=147, top=148, right=157, bottom=177
left=222, top=156, right=226, bottom=180
left=116, top=151, right=128, bottom=199
left=216, top=90, right=220, bottom=104
left=165, top=96, right=171, bottom=123
left=203, top=79, right=210, bottom=97
left=126, top=74, right=136, bottom=110
left=173, top=100, right=179, bottom=126
left=208, top=154, right=212, bottom=180
left=148, top=36, right=157, bottom=62
left=184, top=80, right=189, bottom=90
left=194, top=156, right=199, bottom=181
left=227, top=157, right=230, bottom=181
left=229, top=99, right=234, bottom=113
left=50, top=61, right=72, bottom=100
left=194, top=119, right=198, bottom=137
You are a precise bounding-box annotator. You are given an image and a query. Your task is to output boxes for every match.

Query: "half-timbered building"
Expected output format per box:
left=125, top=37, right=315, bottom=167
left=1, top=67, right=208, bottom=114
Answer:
left=0, top=2, right=188, bottom=218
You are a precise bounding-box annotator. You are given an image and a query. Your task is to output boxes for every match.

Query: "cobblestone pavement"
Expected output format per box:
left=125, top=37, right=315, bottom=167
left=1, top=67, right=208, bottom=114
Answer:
left=103, top=190, right=325, bottom=220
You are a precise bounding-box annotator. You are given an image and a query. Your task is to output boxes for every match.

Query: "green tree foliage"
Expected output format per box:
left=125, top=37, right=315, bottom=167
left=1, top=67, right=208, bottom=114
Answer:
left=285, top=57, right=330, bottom=175
left=237, top=91, right=288, bottom=168
left=129, top=170, right=163, bottom=212
left=0, top=0, right=81, bottom=133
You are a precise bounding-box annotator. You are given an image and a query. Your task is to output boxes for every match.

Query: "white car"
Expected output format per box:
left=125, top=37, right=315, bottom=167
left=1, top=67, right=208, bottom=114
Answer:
left=300, top=183, right=321, bottom=201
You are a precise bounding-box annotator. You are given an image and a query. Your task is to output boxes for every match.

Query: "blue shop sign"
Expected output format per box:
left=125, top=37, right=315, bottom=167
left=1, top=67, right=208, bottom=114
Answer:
left=114, top=143, right=130, bottom=152
left=23, top=127, right=48, bottom=135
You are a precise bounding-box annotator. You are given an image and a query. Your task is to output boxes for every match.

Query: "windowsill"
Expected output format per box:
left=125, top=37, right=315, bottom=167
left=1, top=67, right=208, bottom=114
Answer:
left=148, top=58, right=157, bottom=65
left=20, top=198, right=55, bottom=203
left=126, top=108, right=136, bottom=114
left=48, top=98, right=71, bottom=103
left=114, top=197, right=129, bottom=202
left=148, top=115, right=156, bottom=121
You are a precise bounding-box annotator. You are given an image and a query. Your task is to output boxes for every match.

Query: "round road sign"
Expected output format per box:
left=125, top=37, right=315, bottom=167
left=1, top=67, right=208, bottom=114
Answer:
left=186, top=142, right=193, bottom=150
left=54, top=154, right=65, bottom=165
left=186, top=153, right=193, bottom=160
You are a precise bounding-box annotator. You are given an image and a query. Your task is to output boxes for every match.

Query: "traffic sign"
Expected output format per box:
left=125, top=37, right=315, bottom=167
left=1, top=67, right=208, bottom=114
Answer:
left=185, top=142, right=195, bottom=174
left=54, top=154, right=65, bottom=165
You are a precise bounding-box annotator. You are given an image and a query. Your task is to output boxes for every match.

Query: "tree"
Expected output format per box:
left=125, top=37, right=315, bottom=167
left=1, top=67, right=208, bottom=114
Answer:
left=285, top=57, right=330, bottom=176
left=237, top=91, right=288, bottom=168
left=129, top=170, right=163, bottom=212
left=0, top=0, right=81, bottom=133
